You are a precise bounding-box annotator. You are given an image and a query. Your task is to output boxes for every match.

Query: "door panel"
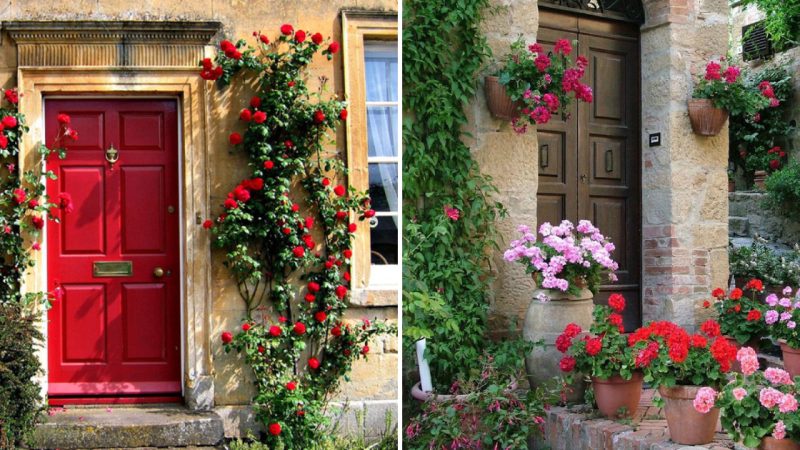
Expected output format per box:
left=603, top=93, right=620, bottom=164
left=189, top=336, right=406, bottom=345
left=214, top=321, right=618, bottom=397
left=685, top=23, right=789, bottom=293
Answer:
left=47, top=99, right=181, bottom=398
left=537, top=12, right=642, bottom=329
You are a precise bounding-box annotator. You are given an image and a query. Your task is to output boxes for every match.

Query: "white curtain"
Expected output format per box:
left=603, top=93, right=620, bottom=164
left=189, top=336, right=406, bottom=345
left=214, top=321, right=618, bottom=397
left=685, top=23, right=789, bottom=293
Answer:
left=365, top=48, right=398, bottom=226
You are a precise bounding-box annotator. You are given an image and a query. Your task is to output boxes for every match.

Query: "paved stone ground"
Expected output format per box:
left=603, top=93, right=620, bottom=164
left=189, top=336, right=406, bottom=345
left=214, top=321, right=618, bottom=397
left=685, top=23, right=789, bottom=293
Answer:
left=541, top=389, right=747, bottom=450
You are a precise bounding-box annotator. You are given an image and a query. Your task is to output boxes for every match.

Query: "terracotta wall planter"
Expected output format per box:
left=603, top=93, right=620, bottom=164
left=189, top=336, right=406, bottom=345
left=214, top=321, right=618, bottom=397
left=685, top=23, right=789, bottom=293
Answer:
left=484, top=76, right=522, bottom=120
left=759, top=437, right=800, bottom=450
left=658, top=385, right=720, bottom=445
left=591, top=372, right=643, bottom=418
left=780, top=341, right=800, bottom=377
left=688, top=98, right=728, bottom=136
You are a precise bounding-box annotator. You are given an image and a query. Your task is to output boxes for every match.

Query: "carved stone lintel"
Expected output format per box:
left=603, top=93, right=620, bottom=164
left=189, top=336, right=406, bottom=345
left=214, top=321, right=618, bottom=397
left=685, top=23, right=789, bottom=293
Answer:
left=4, top=21, right=222, bottom=68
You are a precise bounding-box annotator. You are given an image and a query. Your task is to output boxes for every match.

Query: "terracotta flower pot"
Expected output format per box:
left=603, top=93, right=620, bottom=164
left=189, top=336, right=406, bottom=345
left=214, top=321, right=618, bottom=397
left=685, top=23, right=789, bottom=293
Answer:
left=688, top=98, right=728, bottom=136
left=780, top=341, right=800, bottom=377
left=591, top=372, right=643, bottom=418
left=754, top=170, right=768, bottom=190
left=759, top=437, right=800, bottom=450
left=658, top=385, right=721, bottom=445
left=728, top=180, right=735, bottom=192
left=484, top=76, right=523, bottom=120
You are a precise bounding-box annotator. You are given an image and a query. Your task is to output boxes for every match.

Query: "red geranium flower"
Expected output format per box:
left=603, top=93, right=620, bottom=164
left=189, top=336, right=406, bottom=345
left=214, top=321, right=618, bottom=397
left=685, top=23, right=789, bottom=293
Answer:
left=608, top=293, right=625, bottom=312
left=747, top=309, right=762, bottom=321
left=745, top=279, right=764, bottom=292
left=563, top=323, right=582, bottom=338
left=555, top=333, right=572, bottom=353
left=711, top=288, right=725, bottom=299
left=729, top=288, right=743, bottom=300
left=700, top=320, right=721, bottom=338
left=585, top=337, right=602, bottom=356
left=559, top=356, right=576, bottom=372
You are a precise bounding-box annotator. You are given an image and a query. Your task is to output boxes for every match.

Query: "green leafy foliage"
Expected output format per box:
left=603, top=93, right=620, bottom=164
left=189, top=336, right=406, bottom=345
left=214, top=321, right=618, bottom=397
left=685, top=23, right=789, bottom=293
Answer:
left=740, top=0, right=800, bottom=51
left=729, top=237, right=800, bottom=287
left=404, top=347, right=559, bottom=450
left=729, top=66, right=794, bottom=178
left=765, top=161, right=800, bottom=218
left=707, top=283, right=768, bottom=344
left=202, top=29, right=395, bottom=449
left=403, top=0, right=506, bottom=390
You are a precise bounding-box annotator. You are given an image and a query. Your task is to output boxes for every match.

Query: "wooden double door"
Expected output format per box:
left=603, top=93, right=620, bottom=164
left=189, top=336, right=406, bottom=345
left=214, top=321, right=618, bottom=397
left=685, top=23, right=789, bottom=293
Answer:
left=536, top=9, right=642, bottom=329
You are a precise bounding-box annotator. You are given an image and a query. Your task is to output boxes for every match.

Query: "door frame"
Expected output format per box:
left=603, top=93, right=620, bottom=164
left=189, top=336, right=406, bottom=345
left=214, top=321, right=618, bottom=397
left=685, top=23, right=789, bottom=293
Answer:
left=43, top=95, right=186, bottom=402
left=18, top=68, right=215, bottom=409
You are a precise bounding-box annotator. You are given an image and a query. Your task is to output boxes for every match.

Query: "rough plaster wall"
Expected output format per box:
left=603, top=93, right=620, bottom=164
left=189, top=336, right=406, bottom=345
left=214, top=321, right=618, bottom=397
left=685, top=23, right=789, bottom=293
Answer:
left=468, top=0, right=540, bottom=332
left=0, top=0, right=398, bottom=409
left=640, top=0, right=730, bottom=329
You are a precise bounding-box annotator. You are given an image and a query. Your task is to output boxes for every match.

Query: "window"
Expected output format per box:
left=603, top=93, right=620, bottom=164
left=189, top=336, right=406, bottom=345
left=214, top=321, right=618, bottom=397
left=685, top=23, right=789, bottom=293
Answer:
left=342, top=11, right=399, bottom=297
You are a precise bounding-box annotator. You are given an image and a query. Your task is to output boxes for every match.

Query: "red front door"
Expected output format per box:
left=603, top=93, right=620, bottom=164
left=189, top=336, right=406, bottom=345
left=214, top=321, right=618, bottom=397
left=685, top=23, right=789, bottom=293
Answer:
left=46, top=99, right=181, bottom=400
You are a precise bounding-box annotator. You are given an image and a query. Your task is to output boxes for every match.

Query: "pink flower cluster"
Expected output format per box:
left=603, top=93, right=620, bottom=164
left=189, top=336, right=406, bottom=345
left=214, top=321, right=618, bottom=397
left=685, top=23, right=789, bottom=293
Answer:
left=774, top=420, right=787, bottom=440
left=764, top=287, right=800, bottom=336
left=737, top=346, right=760, bottom=376
left=504, top=220, right=618, bottom=298
left=693, top=386, right=717, bottom=414
left=765, top=367, right=794, bottom=386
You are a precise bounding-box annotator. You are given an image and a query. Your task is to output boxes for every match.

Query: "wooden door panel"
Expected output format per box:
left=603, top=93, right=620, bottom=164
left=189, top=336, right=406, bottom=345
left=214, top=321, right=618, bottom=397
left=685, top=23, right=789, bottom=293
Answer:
left=47, top=99, right=181, bottom=398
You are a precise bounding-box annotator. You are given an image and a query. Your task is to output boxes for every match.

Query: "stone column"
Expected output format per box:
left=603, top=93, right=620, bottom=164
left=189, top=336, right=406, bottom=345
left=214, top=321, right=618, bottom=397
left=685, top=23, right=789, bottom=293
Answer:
left=640, top=0, right=730, bottom=328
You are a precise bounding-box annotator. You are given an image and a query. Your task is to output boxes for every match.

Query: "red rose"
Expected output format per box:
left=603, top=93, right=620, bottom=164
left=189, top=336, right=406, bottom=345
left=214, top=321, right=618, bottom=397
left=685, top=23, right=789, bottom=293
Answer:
left=0, top=135, right=8, bottom=149
left=335, top=211, right=347, bottom=220
left=259, top=35, right=269, bottom=44
left=2, top=116, right=17, bottom=128
left=59, top=192, right=74, bottom=213
left=280, top=24, right=294, bottom=36
left=220, top=40, right=235, bottom=52
left=328, top=42, right=340, bottom=54
left=291, top=204, right=300, bottom=212
left=31, top=215, right=44, bottom=229
left=12, top=188, right=26, bottom=204
left=608, top=293, right=625, bottom=312
left=585, top=337, right=602, bottom=356
left=282, top=227, right=292, bottom=235
left=361, top=345, right=370, bottom=355
left=324, top=260, right=334, bottom=269
left=229, top=132, right=242, bottom=145
left=305, top=217, right=314, bottom=229
left=332, top=326, right=342, bottom=337
left=57, top=113, right=71, bottom=124
left=348, top=223, right=357, bottom=233
left=313, top=110, right=326, bottom=124
left=311, top=33, right=324, bottom=45
left=293, top=246, right=305, bottom=258
left=295, top=30, right=306, bottom=43
left=343, top=272, right=351, bottom=282
left=770, top=159, right=781, bottom=170
left=344, top=349, right=351, bottom=356
left=334, top=185, right=346, bottom=196
left=258, top=345, right=265, bottom=353
left=264, top=160, right=274, bottom=170
left=269, top=325, right=281, bottom=337
left=308, top=357, right=320, bottom=369
left=293, top=322, right=306, bottom=335
left=711, top=288, right=725, bottom=299
left=269, top=423, right=282, bottom=436
left=339, top=109, right=348, bottom=121
left=68, top=129, right=78, bottom=140
left=250, top=96, right=262, bottom=108
left=322, top=178, right=331, bottom=187
left=702, top=300, right=711, bottom=308
left=308, top=281, right=320, bottom=293
left=221, top=331, right=233, bottom=344
left=248, top=178, right=264, bottom=190
left=559, top=356, right=576, bottom=372
left=747, top=309, right=762, bottom=321
left=335, top=285, right=348, bottom=299
left=364, top=209, right=375, bottom=218
left=315, top=311, right=327, bottom=322
left=4, top=89, right=18, bottom=105
left=734, top=304, right=742, bottom=312
left=202, top=220, right=213, bottom=229
left=239, top=109, right=252, bottom=121
left=234, top=186, right=250, bottom=202
left=343, top=249, right=352, bottom=259
left=304, top=293, right=316, bottom=303
left=28, top=199, right=38, bottom=209
left=286, top=381, right=297, bottom=391
left=253, top=111, right=267, bottom=124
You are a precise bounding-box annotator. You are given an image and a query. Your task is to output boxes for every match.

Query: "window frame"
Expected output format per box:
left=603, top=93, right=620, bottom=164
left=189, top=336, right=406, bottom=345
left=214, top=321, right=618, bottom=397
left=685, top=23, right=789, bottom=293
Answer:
left=342, top=10, right=400, bottom=302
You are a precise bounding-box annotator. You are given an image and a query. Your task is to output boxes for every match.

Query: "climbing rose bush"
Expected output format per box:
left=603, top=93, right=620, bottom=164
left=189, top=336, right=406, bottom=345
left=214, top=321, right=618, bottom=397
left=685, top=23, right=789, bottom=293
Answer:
left=695, top=346, right=800, bottom=447
left=200, top=27, right=395, bottom=448
left=704, top=279, right=767, bottom=345
left=494, top=37, right=592, bottom=133
left=504, top=219, right=618, bottom=299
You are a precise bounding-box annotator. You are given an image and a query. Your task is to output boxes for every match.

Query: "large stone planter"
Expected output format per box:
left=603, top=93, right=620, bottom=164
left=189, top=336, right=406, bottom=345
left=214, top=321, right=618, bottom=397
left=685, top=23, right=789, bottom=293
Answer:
left=523, top=288, right=593, bottom=402
left=659, top=385, right=720, bottom=445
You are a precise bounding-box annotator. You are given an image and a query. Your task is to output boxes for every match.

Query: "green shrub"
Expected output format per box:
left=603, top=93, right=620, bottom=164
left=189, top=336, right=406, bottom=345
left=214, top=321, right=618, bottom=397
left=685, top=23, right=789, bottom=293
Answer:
left=765, top=161, right=800, bottom=219
left=729, top=237, right=800, bottom=287
left=0, top=304, right=42, bottom=448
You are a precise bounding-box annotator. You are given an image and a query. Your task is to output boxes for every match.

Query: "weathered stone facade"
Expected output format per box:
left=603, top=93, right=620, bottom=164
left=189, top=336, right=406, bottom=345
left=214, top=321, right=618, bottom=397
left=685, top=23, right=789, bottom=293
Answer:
left=473, top=0, right=730, bottom=331
left=0, top=0, right=397, bottom=439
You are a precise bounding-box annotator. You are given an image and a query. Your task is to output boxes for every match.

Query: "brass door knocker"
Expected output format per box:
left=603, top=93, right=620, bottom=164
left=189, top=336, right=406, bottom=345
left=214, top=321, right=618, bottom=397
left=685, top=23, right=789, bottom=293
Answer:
left=105, top=144, right=119, bottom=168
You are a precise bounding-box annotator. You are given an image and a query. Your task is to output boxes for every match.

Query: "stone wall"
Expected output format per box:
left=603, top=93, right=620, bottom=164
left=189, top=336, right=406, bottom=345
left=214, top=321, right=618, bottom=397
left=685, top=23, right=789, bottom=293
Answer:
left=0, top=0, right=397, bottom=437
left=474, top=0, right=730, bottom=332
left=729, top=191, right=800, bottom=246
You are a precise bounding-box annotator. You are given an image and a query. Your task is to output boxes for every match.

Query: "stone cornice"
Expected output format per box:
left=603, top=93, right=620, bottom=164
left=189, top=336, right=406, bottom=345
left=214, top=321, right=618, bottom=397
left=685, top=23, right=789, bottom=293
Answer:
left=3, top=21, right=222, bottom=68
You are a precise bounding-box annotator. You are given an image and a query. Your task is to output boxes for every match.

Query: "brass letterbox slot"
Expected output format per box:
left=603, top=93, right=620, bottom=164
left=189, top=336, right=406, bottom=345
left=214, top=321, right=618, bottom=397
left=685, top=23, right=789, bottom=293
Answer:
left=93, top=261, right=133, bottom=277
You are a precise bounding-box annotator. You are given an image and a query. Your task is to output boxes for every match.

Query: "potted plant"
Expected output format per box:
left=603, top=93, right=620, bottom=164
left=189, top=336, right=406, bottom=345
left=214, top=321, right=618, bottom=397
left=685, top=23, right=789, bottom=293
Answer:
left=694, top=347, right=800, bottom=450
left=557, top=294, right=642, bottom=418
left=505, top=219, right=618, bottom=395
left=705, top=280, right=767, bottom=354
left=629, top=319, right=737, bottom=444
left=487, top=37, right=592, bottom=133
left=729, top=238, right=800, bottom=292
left=689, top=59, right=768, bottom=136
left=763, top=286, right=800, bottom=377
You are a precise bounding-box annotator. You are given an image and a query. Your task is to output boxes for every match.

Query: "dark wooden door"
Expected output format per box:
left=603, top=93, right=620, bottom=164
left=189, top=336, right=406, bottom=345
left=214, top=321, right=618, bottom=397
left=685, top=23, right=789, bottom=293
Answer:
left=537, top=10, right=642, bottom=329
left=46, top=99, right=181, bottom=400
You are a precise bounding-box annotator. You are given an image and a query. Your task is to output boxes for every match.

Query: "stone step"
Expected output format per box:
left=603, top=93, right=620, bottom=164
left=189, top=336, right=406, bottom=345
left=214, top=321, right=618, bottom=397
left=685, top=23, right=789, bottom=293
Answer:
left=728, top=216, right=750, bottom=237
left=33, top=405, right=224, bottom=450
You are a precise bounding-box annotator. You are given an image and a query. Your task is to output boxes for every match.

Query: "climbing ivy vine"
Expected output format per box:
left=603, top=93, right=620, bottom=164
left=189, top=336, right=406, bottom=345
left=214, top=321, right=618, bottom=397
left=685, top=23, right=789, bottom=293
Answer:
left=403, top=0, right=506, bottom=388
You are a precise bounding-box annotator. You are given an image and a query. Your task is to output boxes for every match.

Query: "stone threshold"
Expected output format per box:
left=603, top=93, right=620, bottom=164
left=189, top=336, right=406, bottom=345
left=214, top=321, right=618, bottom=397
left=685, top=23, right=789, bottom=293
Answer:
left=33, top=404, right=224, bottom=450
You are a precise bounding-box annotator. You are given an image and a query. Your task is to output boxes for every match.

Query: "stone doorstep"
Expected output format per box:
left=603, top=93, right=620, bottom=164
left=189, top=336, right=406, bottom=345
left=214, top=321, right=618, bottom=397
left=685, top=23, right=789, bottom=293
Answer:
left=32, top=405, right=225, bottom=450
